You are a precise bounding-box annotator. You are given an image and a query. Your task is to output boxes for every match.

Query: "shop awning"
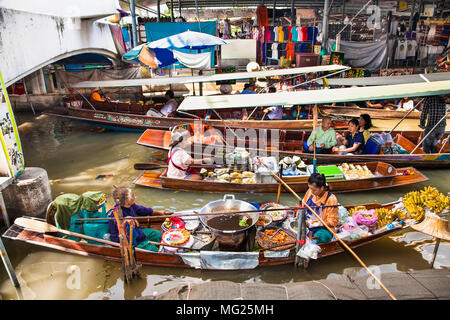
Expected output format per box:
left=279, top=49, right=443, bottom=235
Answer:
left=71, top=64, right=349, bottom=88
left=177, top=80, right=450, bottom=111
left=318, top=72, right=450, bottom=86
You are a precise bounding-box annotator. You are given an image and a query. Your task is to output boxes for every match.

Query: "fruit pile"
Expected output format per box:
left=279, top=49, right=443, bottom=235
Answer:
left=374, top=208, right=406, bottom=229
left=402, top=186, right=450, bottom=222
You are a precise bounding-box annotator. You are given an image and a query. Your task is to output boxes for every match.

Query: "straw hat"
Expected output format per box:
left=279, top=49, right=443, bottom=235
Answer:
left=219, top=84, right=232, bottom=94
left=246, top=61, right=260, bottom=73
left=410, top=214, right=450, bottom=241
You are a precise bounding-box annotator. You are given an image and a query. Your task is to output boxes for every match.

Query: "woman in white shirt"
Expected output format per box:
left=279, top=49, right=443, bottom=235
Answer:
left=166, top=131, right=212, bottom=180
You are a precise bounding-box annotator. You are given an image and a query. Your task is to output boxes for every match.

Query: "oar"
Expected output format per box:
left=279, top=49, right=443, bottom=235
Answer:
left=134, top=163, right=223, bottom=170
left=257, top=159, right=398, bottom=300
left=14, top=217, right=120, bottom=247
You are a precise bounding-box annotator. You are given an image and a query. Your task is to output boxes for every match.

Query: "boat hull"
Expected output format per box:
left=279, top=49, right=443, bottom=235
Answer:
left=3, top=201, right=405, bottom=270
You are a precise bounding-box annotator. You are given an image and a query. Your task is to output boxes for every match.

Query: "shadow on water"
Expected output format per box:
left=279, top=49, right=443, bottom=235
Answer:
left=0, top=113, right=448, bottom=299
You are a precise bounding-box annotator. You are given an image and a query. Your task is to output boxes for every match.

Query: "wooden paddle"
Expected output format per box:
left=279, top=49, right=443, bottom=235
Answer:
left=14, top=217, right=119, bottom=247
left=134, top=163, right=223, bottom=170
left=258, top=159, right=398, bottom=300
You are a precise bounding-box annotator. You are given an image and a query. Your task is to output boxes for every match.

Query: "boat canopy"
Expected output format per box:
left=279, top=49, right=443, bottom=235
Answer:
left=318, top=72, right=450, bottom=86
left=177, top=80, right=450, bottom=111
left=71, top=64, right=349, bottom=88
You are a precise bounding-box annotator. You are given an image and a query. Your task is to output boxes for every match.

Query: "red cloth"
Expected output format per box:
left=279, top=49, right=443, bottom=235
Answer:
left=257, top=6, right=269, bottom=27
left=287, top=26, right=293, bottom=41
left=299, top=27, right=308, bottom=42
left=286, top=43, right=295, bottom=60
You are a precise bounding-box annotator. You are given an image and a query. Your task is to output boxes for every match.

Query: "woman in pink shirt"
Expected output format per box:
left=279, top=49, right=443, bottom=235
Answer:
left=166, top=131, right=212, bottom=180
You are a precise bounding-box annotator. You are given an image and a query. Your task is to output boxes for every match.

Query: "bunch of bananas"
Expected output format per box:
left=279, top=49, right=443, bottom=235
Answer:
left=403, top=186, right=450, bottom=220
left=348, top=206, right=367, bottom=217
left=420, top=186, right=450, bottom=214
left=402, top=191, right=426, bottom=222
left=374, top=208, right=400, bottom=229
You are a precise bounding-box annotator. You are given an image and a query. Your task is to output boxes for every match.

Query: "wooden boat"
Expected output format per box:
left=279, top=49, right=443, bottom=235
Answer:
left=44, top=101, right=348, bottom=132
left=137, top=127, right=450, bottom=169
left=133, top=162, right=428, bottom=193
left=317, top=104, right=434, bottom=119
left=2, top=201, right=408, bottom=269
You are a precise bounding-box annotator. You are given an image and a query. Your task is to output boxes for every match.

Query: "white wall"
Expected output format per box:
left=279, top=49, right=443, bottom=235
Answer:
left=0, top=7, right=119, bottom=86
left=220, top=39, right=256, bottom=61
left=0, top=0, right=119, bottom=18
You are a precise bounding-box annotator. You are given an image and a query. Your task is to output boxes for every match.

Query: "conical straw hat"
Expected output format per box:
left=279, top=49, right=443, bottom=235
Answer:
left=410, top=214, right=450, bottom=241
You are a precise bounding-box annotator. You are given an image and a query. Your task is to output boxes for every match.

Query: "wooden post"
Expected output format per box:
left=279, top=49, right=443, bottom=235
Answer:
left=272, top=0, right=276, bottom=26
left=290, top=0, right=295, bottom=26
left=430, top=238, right=441, bottom=269
left=0, top=192, right=10, bottom=228
left=295, top=208, right=308, bottom=268
left=276, top=163, right=283, bottom=203
left=171, top=0, right=174, bottom=22
left=0, top=237, right=21, bottom=289
left=157, top=0, right=161, bottom=22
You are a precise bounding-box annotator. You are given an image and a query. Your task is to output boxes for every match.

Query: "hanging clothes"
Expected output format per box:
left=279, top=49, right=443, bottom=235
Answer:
left=406, top=39, right=418, bottom=57
left=286, top=42, right=295, bottom=60
left=291, top=25, right=298, bottom=42
left=265, top=26, right=272, bottom=42
left=394, top=39, right=408, bottom=60
left=287, top=26, right=293, bottom=42
left=278, top=26, right=285, bottom=42
left=299, top=26, right=308, bottom=42
left=257, top=6, right=269, bottom=27
left=274, top=26, right=280, bottom=42
left=271, top=43, right=279, bottom=59
left=269, top=26, right=276, bottom=42
left=172, top=51, right=211, bottom=70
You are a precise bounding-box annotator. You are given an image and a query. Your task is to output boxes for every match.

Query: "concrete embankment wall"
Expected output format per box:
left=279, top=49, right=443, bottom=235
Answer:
left=143, top=269, right=450, bottom=300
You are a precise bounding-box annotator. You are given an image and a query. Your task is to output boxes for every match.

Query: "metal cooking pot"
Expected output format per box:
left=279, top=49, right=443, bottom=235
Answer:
left=199, top=194, right=259, bottom=251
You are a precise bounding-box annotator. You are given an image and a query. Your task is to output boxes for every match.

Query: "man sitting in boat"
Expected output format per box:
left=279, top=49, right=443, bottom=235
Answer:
left=304, top=117, right=336, bottom=154
left=263, top=87, right=283, bottom=120
left=359, top=114, right=372, bottom=143
left=109, top=186, right=171, bottom=252
left=145, top=90, right=179, bottom=117
left=332, top=118, right=365, bottom=155
left=166, top=131, right=213, bottom=180
left=160, top=90, right=179, bottom=117
left=302, top=173, right=339, bottom=244
left=90, top=88, right=110, bottom=102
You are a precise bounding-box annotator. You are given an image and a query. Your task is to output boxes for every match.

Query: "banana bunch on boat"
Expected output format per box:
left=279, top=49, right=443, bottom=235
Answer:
left=402, top=186, right=450, bottom=221
left=374, top=208, right=407, bottom=229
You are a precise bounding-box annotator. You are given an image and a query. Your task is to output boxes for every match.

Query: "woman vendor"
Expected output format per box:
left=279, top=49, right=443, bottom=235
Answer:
left=109, top=186, right=171, bottom=252
left=359, top=113, right=373, bottom=143
left=167, top=131, right=213, bottom=180
left=302, top=173, right=339, bottom=244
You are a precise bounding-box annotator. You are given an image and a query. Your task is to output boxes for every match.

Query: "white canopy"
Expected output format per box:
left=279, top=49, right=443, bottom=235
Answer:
left=318, top=72, right=450, bottom=86
left=71, top=64, right=349, bottom=88
left=177, top=80, right=450, bottom=111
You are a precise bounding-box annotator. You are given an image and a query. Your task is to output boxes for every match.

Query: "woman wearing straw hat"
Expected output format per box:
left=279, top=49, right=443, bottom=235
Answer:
left=166, top=130, right=213, bottom=180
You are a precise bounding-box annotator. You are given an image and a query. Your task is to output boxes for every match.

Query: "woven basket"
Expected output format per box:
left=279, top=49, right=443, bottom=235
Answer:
left=256, top=227, right=296, bottom=251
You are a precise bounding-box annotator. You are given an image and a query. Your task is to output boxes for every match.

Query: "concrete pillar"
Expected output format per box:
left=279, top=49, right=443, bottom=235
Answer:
left=322, top=0, right=330, bottom=49
left=272, top=0, right=276, bottom=26
left=130, top=0, right=138, bottom=47
left=1, top=167, right=52, bottom=222
left=171, top=0, right=174, bottom=22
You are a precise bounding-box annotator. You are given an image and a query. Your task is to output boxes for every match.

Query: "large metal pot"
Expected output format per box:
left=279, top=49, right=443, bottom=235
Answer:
left=199, top=194, right=259, bottom=251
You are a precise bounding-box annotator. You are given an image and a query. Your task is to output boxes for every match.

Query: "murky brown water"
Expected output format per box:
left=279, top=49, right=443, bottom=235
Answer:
left=0, top=113, right=448, bottom=300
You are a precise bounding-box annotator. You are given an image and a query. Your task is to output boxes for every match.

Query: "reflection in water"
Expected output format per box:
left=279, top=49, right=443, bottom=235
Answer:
left=0, top=113, right=448, bottom=299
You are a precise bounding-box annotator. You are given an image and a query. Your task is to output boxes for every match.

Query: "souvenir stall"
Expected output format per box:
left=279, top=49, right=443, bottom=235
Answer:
left=252, top=5, right=320, bottom=68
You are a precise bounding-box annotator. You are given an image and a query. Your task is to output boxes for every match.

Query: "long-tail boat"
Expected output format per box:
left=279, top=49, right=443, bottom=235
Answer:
left=2, top=201, right=409, bottom=270
left=137, top=125, right=450, bottom=169
left=133, top=162, right=428, bottom=193
left=44, top=65, right=350, bottom=132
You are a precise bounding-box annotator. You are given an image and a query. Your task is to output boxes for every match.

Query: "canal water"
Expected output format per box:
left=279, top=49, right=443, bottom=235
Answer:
left=0, top=113, right=448, bottom=300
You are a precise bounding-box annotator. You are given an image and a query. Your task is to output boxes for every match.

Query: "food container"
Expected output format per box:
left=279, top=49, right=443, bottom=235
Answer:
left=199, top=194, right=259, bottom=251
left=260, top=202, right=288, bottom=226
